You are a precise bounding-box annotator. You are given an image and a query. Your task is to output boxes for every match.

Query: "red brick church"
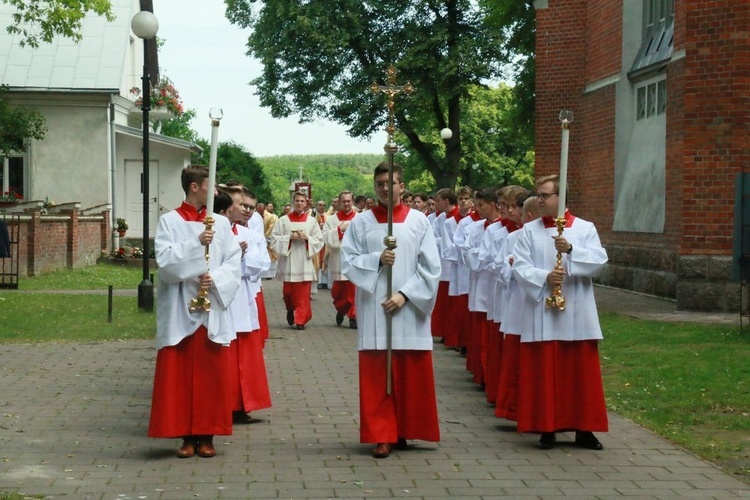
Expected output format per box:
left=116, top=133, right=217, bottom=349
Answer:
left=533, top=0, right=748, bottom=311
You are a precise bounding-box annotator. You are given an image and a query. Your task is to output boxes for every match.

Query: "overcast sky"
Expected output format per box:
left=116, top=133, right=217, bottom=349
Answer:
left=154, top=1, right=386, bottom=157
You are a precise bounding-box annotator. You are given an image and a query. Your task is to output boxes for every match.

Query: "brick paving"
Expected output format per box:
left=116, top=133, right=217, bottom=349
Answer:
left=1, top=281, right=748, bottom=499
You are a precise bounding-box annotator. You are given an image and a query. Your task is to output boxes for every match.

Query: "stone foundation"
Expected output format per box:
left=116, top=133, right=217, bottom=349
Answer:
left=598, top=244, right=740, bottom=312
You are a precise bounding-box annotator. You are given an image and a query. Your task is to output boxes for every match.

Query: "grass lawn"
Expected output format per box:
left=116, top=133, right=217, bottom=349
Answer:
left=1, top=265, right=749, bottom=477
left=600, top=312, right=750, bottom=477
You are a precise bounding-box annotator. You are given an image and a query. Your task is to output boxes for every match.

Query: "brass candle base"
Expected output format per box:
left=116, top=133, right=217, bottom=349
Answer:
left=545, top=217, right=567, bottom=312
left=189, top=216, right=214, bottom=313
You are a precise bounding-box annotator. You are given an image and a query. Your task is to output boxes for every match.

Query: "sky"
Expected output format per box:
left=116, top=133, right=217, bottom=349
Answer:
left=154, top=1, right=386, bottom=158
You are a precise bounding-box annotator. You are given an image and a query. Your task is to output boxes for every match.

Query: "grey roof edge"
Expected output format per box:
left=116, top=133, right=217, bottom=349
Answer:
left=115, top=124, right=202, bottom=153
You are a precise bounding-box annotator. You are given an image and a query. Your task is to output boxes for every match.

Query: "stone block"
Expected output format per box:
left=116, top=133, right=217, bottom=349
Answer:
left=676, top=281, right=725, bottom=312
left=677, top=255, right=709, bottom=280
left=708, top=255, right=732, bottom=280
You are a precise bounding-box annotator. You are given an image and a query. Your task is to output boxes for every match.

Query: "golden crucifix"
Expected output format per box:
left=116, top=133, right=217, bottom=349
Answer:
left=370, top=66, right=414, bottom=395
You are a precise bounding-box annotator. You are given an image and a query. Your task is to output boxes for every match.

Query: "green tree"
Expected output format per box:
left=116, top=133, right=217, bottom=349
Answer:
left=396, top=84, right=534, bottom=192
left=225, top=0, right=510, bottom=189
left=481, top=0, right=536, bottom=145
left=193, top=141, right=273, bottom=204
left=158, top=109, right=199, bottom=143
left=0, top=85, right=46, bottom=156
left=2, top=0, right=114, bottom=48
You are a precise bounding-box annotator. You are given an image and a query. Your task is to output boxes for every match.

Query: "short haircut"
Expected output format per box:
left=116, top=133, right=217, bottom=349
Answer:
left=535, top=174, right=560, bottom=192
left=402, top=190, right=413, bottom=200
left=354, top=195, right=366, bottom=204
left=457, top=186, right=474, bottom=198
left=374, top=161, right=403, bottom=182
left=503, top=186, right=530, bottom=205
left=292, top=191, right=307, bottom=200
left=413, top=193, right=426, bottom=202
left=475, top=188, right=498, bottom=204
left=213, top=191, right=233, bottom=214
left=338, top=190, right=353, bottom=201
left=434, top=188, right=456, bottom=205
left=181, top=165, right=209, bottom=195
left=523, top=195, right=540, bottom=216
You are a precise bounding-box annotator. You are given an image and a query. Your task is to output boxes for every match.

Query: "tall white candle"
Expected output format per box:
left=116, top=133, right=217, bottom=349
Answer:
left=204, top=108, right=223, bottom=216
left=557, top=110, right=573, bottom=219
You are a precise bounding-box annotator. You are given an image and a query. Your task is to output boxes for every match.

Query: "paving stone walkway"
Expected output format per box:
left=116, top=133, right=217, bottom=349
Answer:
left=1, top=281, right=748, bottom=499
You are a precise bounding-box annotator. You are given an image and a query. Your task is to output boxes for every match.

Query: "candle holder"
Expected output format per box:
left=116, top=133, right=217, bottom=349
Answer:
left=545, top=217, right=567, bottom=311
left=189, top=215, right=215, bottom=312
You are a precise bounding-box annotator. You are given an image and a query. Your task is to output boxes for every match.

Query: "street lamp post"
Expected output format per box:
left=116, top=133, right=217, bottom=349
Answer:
left=131, top=10, right=159, bottom=312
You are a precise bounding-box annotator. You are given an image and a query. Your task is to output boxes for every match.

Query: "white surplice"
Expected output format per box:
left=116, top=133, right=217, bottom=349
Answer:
left=443, top=214, right=473, bottom=296
left=478, top=221, right=510, bottom=322
left=341, top=208, right=441, bottom=351
left=155, top=212, right=241, bottom=349
left=232, top=224, right=270, bottom=332
left=322, top=211, right=357, bottom=281
left=269, top=214, right=324, bottom=282
left=512, top=216, right=608, bottom=342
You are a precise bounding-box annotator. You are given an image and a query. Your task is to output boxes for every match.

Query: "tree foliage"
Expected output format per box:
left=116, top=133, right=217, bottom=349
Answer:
left=396, top=84, right=534, bottom=192
left=2, top=0, right=114, bottom=48
left=225, top=0, right=512, bottom=190
left=158, top=109, right=199, bottom=144
left=191, top=140, right=274, bottom=205
left=0, top=85, right=47, bottom=157
left=258, top=154, right=382, bottom=207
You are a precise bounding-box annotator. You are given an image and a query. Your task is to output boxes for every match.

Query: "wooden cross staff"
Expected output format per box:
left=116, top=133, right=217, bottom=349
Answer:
left=370, top=66, right=413, bottom=395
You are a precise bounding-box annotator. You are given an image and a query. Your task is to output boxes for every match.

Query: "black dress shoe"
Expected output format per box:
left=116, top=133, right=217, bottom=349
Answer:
left=286, top=310, right=294, bottom=325
left=336, top=312, right=345, bottom=326
left=575, top=431, right=603, bottom=450
left=538, top=432, right=556, bottom=450
left=349, top=318, right=357, bottom=329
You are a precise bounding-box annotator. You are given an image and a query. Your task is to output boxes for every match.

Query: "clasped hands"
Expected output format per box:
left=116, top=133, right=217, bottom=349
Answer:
left=291, top=230, right=308, bottom=241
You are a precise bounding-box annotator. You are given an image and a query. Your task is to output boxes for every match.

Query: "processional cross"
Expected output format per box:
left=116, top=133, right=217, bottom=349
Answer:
left=370, top=66, right=414, bottom=395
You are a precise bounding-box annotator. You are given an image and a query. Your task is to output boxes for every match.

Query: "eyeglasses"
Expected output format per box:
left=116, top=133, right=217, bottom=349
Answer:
left=242, top=204, right=256, bottom=210
left=536, top=192, right=558, bottom=201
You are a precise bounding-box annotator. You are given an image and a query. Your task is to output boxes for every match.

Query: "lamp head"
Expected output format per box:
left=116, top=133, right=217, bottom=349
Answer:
left=440, top=128, right=453, bottom=140
left=559, top=110, right=574, bottom=124
left=131, top=11, right=159, bottom=39
left=209, top=108, right=224, bottom=121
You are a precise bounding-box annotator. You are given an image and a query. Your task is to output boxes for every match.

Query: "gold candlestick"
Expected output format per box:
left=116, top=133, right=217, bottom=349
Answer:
left=189, top=215, right=215, bottom=312
left=545, top=217, right=566, bottom=311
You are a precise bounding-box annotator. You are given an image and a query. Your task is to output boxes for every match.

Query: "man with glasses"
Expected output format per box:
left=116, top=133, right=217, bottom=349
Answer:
left=341, top=162, right=441, bottom=459
left=512, top=174, right=609, bottom=451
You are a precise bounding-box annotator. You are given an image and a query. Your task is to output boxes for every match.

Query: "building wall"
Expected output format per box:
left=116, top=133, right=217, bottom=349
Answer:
left=535, top=0, right=749, bottom=311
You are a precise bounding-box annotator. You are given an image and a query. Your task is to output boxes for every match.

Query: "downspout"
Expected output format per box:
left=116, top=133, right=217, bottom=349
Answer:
left=109, top=98, right=118, bottom=252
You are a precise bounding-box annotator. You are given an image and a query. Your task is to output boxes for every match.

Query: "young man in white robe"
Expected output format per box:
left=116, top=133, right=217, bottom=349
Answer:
left=148, top=165, right=241, bottom=459
left=270, top=191, right=324, bottom=329
left=322, top=190, right=358, bottom=328
left=493, top=195, right=539, bottom=421
left=216, top=189, right=273, bottom=424
left=512, top=174, right=609, bottom=450
left=341, top=162, right=441, bottom=459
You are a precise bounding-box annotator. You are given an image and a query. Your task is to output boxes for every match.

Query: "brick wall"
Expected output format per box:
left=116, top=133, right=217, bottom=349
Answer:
left=681, top=0, right=749, bottom=256
left=1, top=210, right=109, bottom=279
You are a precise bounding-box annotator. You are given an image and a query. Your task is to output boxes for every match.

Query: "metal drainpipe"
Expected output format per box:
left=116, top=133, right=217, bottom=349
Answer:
left=109, top=99, right=118, bottom=252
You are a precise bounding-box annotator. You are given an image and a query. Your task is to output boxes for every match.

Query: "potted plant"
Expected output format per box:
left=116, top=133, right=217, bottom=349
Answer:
left=116, top=218, right=129, bottom=237
left=129, top=77, right=185, bottom=118
left=0, top=188, right=23, bottom=207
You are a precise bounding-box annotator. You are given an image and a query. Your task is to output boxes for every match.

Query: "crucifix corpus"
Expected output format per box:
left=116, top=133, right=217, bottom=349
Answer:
left=370, top=66, right=414, bottom=395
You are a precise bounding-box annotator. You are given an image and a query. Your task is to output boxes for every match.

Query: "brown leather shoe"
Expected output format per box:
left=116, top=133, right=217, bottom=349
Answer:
left=197, top=440, right=216, bottom=458
left=176, top=437, right=197, bottom=458
left=372, top=442, right=391, bottom=458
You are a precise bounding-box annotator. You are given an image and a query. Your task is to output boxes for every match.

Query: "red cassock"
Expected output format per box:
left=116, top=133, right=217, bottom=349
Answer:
left=148, top=326, right=233, bottom=438
left=331, top=280, right=357, bottom=320
left=431, top=281, right=450, bottom=341
left=484, top=322, right=503, bottom=403
left=494, top=333, right=521, bottom=421
left=358, top=351, right=441, bottom=444
left=256, top=289, right=269, bottom=343
left=283, top=281, right=313, bottom=326
left=229, top=331, right=272, bottom=413
left=516, top=340, right=608, bottom=433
